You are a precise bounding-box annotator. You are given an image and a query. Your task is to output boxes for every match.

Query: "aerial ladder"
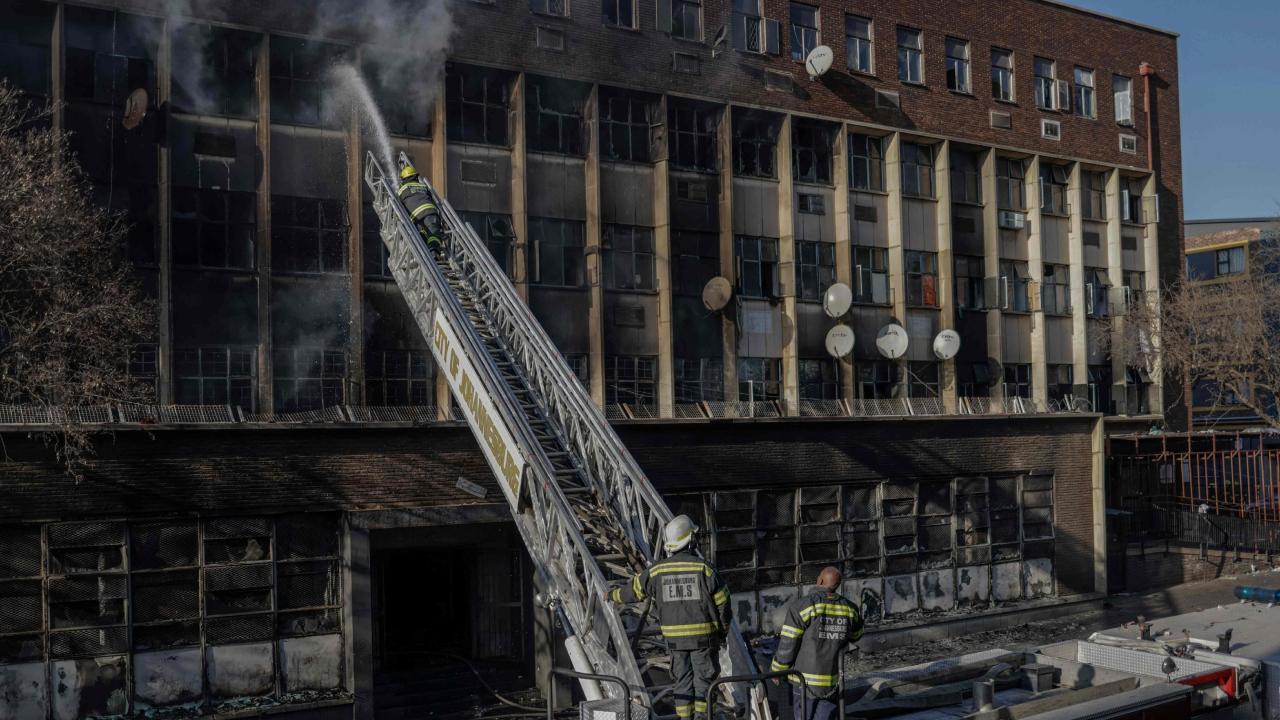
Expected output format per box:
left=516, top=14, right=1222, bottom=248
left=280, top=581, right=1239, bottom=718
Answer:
left=364, top=152, right=772, bottom=719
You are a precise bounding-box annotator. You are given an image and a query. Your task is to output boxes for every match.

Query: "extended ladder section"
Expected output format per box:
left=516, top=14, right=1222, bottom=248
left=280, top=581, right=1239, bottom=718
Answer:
left=364, top=154, right=768, bottom=718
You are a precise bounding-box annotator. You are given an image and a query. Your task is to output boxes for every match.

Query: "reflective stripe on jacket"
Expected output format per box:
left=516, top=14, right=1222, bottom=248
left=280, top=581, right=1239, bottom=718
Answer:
left=610, top=551, right=731, bottom=649
left=769, top=590, right=863, bottom=695
left=397, top=180, right=438, bottom=221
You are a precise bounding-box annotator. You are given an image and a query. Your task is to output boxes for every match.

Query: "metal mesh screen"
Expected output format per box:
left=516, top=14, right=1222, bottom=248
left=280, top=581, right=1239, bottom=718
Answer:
left=48, top=521, right=125, bottom=548
left=990, top=475, right=1019, bottom=509
left=990, top=509, right=1020, bottom=544
left=0, top=580, right=42, bottom=634
left=277, top=560, right=340, bottom=610
left=276, top=514, right=339, bottom=560
left=757, top=529, right=794, bottom=567
left=134, top=620, right=201, bottom=651
left=205, top=517, right=271, bottom=540
left=0, top=526, right=42, bottom=579
left=205, top=563, right=272, bottom=591
left=132, top=570, right=199, bottom=623
left=347, top=405, right=438, bottom=423
left=50, top=547, right=124, bottom=574
left=672, top=404, right=707, bottom=419
left=205, top=537, right=271, bottom=564
left=131, top=522, right=199, bottom=570
left=278, top=609, right=341, bottom=638
left=714, top=491, right=754, bottom=530
left=843, top=484, right=879, bottom=520
left=50, top=627, right=127, bottom=658
left=918, top=481, right=952, bottom=515
left=207, top=614, right=274, bottom=645
left=49, top=575, right=127, bottom=603
left=757, top=490, right=795, bottom=528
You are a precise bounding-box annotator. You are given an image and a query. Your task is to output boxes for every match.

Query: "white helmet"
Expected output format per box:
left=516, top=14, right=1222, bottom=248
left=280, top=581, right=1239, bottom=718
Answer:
left=663, top=515, right=698, bottom=554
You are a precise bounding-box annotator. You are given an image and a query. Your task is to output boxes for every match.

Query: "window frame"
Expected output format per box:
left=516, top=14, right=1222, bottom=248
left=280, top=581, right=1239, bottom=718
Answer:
left=735, top=235, right=781, bottom=299
left=600, top=90, right=653, bottom=163
left=795, top=240, right=836, bottom=301
left=896, top=26, right=923, bottom=84
left=791, top=119, right=833, bottom=185
left=605, top=355, right=658, bottom=407
left=175, top=346, right=257, bottom=409
left=788, top=2, right=819, bottom=62
left=1073, top=66, right=1095, bottom=119
left=996, top=157, right=1026, bottom=211
left=848, top=133, right=885, bottom=192
left=446, top=66, right=510, bottom=147
left=945, top=37, right=971, bottom=94
left=991, top=47, right=1014, bottom=103
left=852, top=246, right=890, bottom=305
left=904, top=250, right=939, bottom=308
left=602, top=224, right=657, bottom=291
left=671, top=0, right=703, bottom=40
left=1039, top=264, right=1072, bottom=316
left=1113, top=74, right=1133, bottom=126
left=844, top=15, right=873, bottom=75
left=954, top=254, right=985, bottom=311
left=733, top=111, right=778, bottom=179
left=603, top=0, right=637, bottom=29
left=530, top=217, right=587, bottom=288
left=900, top=141, right=935, bottom=199
left=1033, top=56, right=1056, bottom=110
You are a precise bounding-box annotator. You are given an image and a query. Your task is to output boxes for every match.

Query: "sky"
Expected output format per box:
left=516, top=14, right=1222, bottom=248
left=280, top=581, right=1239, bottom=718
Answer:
left=1070, top=0, right=1280, bottom=220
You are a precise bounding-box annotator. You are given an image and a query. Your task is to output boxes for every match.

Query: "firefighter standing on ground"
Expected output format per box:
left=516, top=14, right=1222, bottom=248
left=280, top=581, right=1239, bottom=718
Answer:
left=770, top=566, right=864, bottom=720
left=397, top=163, right=445, bottom=256
left=606, top=515, right=730, bottom=720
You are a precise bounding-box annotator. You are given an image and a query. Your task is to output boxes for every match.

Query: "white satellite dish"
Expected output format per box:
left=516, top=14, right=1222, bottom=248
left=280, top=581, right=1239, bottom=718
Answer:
left=876, top=323, right=908, bottom=359
left=825, top=324, right=855, bottom=358
left=804, top=45, right=834, bottom=80
left=933, top=329, right=961, bottom=360
left=822, top=282, right=852, bottom=318
left=702, top=276, right=733, bottom=312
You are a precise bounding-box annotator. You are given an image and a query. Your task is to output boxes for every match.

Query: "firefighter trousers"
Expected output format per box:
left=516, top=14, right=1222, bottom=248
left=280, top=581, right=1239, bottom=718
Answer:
left=672, top=646, right=719, bottom=720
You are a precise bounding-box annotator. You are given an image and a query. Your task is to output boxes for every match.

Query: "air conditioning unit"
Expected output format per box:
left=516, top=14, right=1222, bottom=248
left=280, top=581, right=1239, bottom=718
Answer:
left=997, top=210, right=1026, bottom=230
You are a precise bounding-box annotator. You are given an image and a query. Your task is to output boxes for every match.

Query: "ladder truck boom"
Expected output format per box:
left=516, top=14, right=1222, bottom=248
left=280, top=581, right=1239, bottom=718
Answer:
left=363, top=152, right=770, bottom=719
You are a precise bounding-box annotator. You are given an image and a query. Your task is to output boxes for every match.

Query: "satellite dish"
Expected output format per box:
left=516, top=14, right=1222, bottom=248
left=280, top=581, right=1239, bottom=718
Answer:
left=122, top=88, right=148, bottom=130
left=702, top=276, right=733, bottom=312
left=804, top=45, right=834, bottom=80
left=932, top=329, right=961, bottom=360
left=875, top=323, right=908, bottom=359
left=822, top=282, right=852, bottom=318
left=825, top=324, right=855, bottom=358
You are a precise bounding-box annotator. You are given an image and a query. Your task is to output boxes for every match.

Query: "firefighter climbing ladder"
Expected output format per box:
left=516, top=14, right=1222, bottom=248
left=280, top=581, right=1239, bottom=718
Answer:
left=364, top=153, right=769, bottom=719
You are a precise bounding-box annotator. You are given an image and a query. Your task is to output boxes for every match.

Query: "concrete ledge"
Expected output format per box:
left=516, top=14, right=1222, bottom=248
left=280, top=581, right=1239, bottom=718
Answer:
left=859, top=592, right=1106, bottom=652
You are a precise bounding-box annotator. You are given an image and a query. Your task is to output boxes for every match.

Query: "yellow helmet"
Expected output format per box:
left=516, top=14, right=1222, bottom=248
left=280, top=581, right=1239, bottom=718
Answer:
left=400, top=163, right=418, bottom=180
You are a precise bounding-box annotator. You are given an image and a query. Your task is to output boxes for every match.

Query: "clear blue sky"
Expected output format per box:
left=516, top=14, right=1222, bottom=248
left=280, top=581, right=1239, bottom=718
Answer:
left=1072, top=0, right=1279, bottom=220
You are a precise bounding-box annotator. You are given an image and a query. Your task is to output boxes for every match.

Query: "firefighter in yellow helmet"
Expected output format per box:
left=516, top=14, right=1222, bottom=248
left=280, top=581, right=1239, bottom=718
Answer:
left=397, top=163, right=444, bottom=256
left=606, top=515, right=730, bottom=720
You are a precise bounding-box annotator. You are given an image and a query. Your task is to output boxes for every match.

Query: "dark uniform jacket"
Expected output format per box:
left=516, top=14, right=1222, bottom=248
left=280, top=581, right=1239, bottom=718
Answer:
left=610, top=551, right=731, bottom=650
left=396, top=179, right=441, bottom=238
left=770, top=590, right=863, bottom=696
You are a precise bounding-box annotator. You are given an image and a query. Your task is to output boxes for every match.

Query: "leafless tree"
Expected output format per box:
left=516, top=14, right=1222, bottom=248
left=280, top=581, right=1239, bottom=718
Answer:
left=1101, top=232, right=1280, bottom=429
left=0, top=83, right=154, bottom=474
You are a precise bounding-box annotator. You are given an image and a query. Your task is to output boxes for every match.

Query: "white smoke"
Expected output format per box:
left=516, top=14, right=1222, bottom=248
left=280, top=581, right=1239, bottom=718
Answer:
left=328, top=64, right=397, bottom=185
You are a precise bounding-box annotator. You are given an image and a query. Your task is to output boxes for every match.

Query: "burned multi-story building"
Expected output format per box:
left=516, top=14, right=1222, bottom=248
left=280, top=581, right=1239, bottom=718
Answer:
left=0, top=0, right=1181, bottom=717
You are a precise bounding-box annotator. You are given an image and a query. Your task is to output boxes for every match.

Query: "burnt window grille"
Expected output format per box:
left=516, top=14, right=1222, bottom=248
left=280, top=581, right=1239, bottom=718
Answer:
left=605, top=356, right=657, bottom=408
left=271, top=196, right=348, bottom=275
left=733, top=111, right=777, bottom=179
left=600, top=90, right=653, bottom=163
left=795, top=240, right=836, bottom=301
left=446, top=65, right=510, bottom=146
left=460, top=212, right=517, bottom=278
left=175, top=346, right=256, bottom=409
left=799, top=358, right=839, bottom=400
left=269, top=36, right=346, bottom=128
left=528, top=78, right=586, bottom=156
left=670, top=103, right=717, bottom=172
left=365, top=349, right=433, bottom=406
left=172, top=22, right=257, bottom=117
left=735, top=235, right=779, bottom=299
left=737, top=357, right=781, bottom=401
left=273, top=347, right=347, bottom=411
left=908, top=361, right=940, bottom=398
left=172, top=189, right=256, bottom=270
left=673, top=230, right=719, bottom=297
left=857, top=360, right=898, bottom=399
left=792, top=119, right=832, bottom=184
left=603, top=225, right=656, bottom=290
left=530, top=217, right=586, bottom=287
left=675, top=357, right=724, bottom=402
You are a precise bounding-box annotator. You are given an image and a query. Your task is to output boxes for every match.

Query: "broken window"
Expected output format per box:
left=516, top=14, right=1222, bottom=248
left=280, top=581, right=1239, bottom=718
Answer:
left=446, top=64, right=510, bottom=146
left=673, top=230, right=719, bottom=297
left=905, top=250, right=938, bottom=307
left=600, top=89, right=653, bottom=163
left=527, top=77, right=586, bottom=156
left=362, top=50, right=431, bottom=137
left=849, top=133, right=884, bottom=192
left=602, top=225, right=655, bottom=290
left=791, top=119, right=832, bottom=184
left=271, top=196, right=348, bottom=274
left=564, top=354, right=590, bottom=388
left=853, top=246, right=890, bottom=305
left=174, top=346, right=256, bottom=409
left=954, top=477, right=990, bottom=566
left=733, top=110, right=777, bottom=178
left=842, top=483, right=881, bottom=577
left=172, top=189, right=257, bottom=270
left=172, top=22, right=258, bottom=117
left=954, top=255, right=985, bottom=310
left=1048, top=364, right=1073, bottom=404
left=996, top=157, right=1026, bottom=211
left=0, top=526, right=44, bottom=664
left=900, top=141, right=935, bottom=198
left=1083, top=170, right=1107, bottom=220
left=460, top=212, right=517, bottom=278
left=1000, top=259, right=1030, bottom=312
left=363, top=201, right=392, bottom=278
left=735, top=235, right=779, bottom=299
left=737, top=357, right=781, bottom=401
left=857, top=360, right=897, bottom=399
left=908, top=361, right=940, bottom=398
left=675, top=357, right=723, bottom=402
left=756, top=489, right=796, bottom=585
left=795, top=240, right=835, bottom=301
left=672, top=0, right=703, bottom=41
left=47, top=522, right=128, bottom=657
left=64, top=6, right=158, bottom=107
left=530, top=217, right=585, bottom=287
left=1086, top=267, right=1111, bottom=317
left=203, top=518, right=273, bottom=644
left=949, top=148, right=982, bottom=204
left=603, top=0, right=637, bottom=28
left=1040, top=264, right=1071, bottom=315
left=1039, top=163, right=1070, bottom=216
left=799, top=358, right=839, bottom=400
left=670, top=101, right=717, bottom=172
left=0, top=1, right=54, bottom=107
left=365, top=349, right=433, bottom=406
left=958, top=362, right=992, bottom=398
left=1021, top=474, right=1055, bottom=540
left=270, top=36, right=347, bottom=128
left=129, top=343, right=159, bottom=399
left=273, top=347, right=347, bottom=411
left=1003, top=363, right=1032, bottom=399
left=605, top=356, right=657, bottom=408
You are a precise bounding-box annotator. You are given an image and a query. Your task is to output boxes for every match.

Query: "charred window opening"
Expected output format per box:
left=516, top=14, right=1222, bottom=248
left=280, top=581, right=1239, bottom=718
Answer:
left=900, top=142, right=935, bottom=198
left=799, top=358, right=839, bottom=400
left=599, top=88, right=654, bottom=163
left=791, top=119, right=833, bottom=185
left=1083, top=170, right=1108, bottom=221
left=908, top=361, right=940, bottom=398
left=47, top=522, right=128, bottom=658
left=996, top=157, right=1026, bottom=211
left=795, top=240, right=835, bottom=301
left=271, top=196, right=348, bottom=275
left=675, top=357, right=723, bottom=402
left=128, top=343, right=159, bottom=398
left=270, top=36, right=348, bottom=128
left=363, top=201, right=392, bottom=279
left=1039, top=163, right=1070, bottom=216
left=530, top=217, right=585, bottom=287
left=853, top=246, right=890, bottom=305
left=274, top=347, right=347, bottom=411
left=565, top=354, right=590, bottom=387
left=64, top=7, right=158, bottom=107
left=858, top=360, right=897, bottom=399
left=526, top=77, right=586, bottom=156
left=605, top=356, right=657, bottom=408
left=460, top=212, right=517, bottom=278
left=0, top=1, right=54, bottom=112
left=849, top=133, right=884, bottom=192
left=734, top=235, right=779, bottom=299
left=174, top=346, right=256, bottom=409
left=362, top=50, right=431, bottom=138
left=905, top=250, right=938, bottom=307
left=673, top=230, right=718, bottom=297
left=365, top=349, right=434, bottom=406
left=602, top=225, right=655, bottom=290
left=737, top=357, right=780, bottom=401
left=0, top=526, right=44, bottom=664
left=1003, top=363, right=1032, bottom=399
left=732, top=109, right=778, bottom=179
left=669, top=101, right=717, bottom=172
left=950, top=148, right=982, bottom=204
left=446, top=64, right=510, bottom=146
left=173, top=189, right=257, bottom=270
left=172, top=22, right=257, bottom=118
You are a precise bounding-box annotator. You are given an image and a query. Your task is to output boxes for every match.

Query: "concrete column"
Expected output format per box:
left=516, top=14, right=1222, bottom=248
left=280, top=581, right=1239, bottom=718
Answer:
left=653, top=95, right=675, bottom=418
left=1026, top=155, right=1047, bottom=408
left=344, top=521, right=374, bottom=720
left=934, top=140, right=956, bottom=412
left=156, top=18, right=174, bottom=404
left=1067, top=162, right=1088, bottom=406
left=831, top=129, right=854, bottom=402
left=980, top=148, right=1003, bottom=411
left=430, top=93, right=451, bottom=420
left=255, top=33, right=274, bottom=414
left=346, top=54, right=366, bottom=405
left=584, top=85, right=605, bottom=407
left=718, top=108, right=737, bottom=400
left=510, top=73, right=530, bottom=302
left=1142, top=173, right=1163, bottom=410
left=884, top=132, right=907, bottom=396
left=1106, top=169, right=1125, bottom=410
left=777, top=116, right=798, bottom=416
left=1089, top=416, right=1108, bottom=594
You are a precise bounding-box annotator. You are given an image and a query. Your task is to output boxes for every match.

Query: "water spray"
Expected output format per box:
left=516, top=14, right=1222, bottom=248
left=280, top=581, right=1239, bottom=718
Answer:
left=329, top=64, right=398, bottom=188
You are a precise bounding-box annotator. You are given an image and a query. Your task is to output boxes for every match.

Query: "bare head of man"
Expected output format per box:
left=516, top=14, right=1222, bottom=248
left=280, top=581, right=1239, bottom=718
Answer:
left=817, top=566, right=842, bottom=591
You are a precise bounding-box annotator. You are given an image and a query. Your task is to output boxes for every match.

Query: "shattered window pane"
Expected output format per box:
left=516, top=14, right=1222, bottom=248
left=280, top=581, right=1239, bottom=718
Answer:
left=172, top=22, right=258, bottom=117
